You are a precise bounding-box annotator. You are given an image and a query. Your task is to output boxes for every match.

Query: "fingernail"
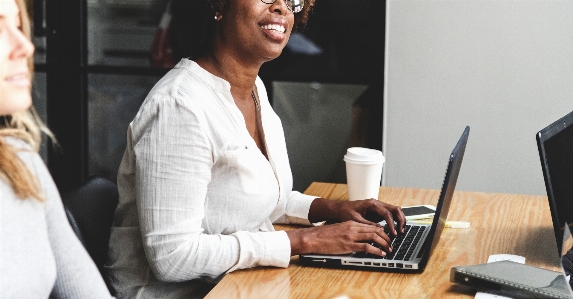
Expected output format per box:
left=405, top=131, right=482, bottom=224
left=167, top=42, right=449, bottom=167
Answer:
left=381, top=252, right=386, bottom=257
left=394, top=229, right=397, bottom=235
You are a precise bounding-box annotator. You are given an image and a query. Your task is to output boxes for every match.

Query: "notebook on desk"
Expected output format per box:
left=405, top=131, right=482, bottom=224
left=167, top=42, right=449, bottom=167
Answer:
left=536, top=110, right=573, bottom=256
left=300, top=126, right=470, bottom=273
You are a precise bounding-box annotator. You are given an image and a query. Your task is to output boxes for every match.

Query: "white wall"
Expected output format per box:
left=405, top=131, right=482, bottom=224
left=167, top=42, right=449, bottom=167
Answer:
left=384, top=0, right=573, bottom=195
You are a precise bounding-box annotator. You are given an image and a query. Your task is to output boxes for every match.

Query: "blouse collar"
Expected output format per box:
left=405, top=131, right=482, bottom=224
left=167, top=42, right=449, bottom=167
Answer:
left=176, top=58, right=232, bottom=93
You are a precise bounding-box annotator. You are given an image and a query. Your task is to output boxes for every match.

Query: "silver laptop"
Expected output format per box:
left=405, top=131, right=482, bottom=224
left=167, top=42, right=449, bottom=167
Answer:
left=300, top=126, right=469, bottom=273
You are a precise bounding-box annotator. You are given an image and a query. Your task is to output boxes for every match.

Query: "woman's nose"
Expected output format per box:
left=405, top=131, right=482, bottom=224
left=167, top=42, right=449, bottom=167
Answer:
left=270, top=0, right=289, bottom=15
left=10, top=29, right=35, bottom=60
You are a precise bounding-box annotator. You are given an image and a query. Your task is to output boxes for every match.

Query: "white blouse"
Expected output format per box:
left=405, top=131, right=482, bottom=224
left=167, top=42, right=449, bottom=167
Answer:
left=107, top=59, right=316, bottom=298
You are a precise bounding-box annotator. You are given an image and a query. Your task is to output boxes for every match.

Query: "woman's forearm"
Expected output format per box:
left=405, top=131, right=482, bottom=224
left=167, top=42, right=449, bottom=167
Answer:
left=307, top=197, right=339, bottom=223
left=286, top=228, right=310, bottom=256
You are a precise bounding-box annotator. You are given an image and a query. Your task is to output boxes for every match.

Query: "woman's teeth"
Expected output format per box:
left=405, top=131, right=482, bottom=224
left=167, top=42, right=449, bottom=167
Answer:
left=261, top=24, right=286, bottom=33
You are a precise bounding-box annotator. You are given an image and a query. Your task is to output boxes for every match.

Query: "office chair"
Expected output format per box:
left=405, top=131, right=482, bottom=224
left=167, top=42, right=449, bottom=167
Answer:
left=61, top=176, right=118, bottom=293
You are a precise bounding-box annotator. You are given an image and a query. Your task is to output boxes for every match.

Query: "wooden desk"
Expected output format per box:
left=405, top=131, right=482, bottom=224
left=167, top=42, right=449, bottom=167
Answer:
left=205, top=182, right=561, bottom=298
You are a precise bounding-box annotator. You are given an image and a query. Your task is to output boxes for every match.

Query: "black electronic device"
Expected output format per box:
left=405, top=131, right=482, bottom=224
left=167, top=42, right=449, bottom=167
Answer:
left=536, top=110, right=573, bottom=256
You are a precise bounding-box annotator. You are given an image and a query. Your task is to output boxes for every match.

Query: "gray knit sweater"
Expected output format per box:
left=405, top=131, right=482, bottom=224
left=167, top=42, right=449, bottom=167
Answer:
left=0, top=137, right=113, bottom=299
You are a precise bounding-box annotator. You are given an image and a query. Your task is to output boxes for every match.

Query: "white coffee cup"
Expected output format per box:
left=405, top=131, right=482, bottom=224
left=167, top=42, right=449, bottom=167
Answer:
left=344, top=147, right=385, bottom=201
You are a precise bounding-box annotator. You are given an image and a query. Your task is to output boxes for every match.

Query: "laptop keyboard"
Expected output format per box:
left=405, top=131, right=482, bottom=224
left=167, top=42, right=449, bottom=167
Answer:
left=359, top=224, right=427, bottom=261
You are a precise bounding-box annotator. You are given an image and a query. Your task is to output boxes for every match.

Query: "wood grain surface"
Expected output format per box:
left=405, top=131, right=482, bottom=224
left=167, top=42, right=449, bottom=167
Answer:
left=205, top=183, right=561, bottom=299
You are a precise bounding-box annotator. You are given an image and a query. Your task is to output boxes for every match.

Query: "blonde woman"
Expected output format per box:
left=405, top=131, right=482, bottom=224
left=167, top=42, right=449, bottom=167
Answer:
left=0, top=0, right=114, bottom=298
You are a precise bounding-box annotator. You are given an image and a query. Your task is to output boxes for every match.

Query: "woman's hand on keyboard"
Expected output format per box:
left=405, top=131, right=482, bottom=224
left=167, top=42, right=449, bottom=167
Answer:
left=309, top=198, right=406, bottom=236
left=286, top=220, right=393, bottom=256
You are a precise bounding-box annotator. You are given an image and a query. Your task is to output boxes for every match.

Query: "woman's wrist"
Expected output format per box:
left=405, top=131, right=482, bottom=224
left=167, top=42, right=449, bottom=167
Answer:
left=286, top=228, right=311, bottom=255
left=308, top=197, right=339, bottom=223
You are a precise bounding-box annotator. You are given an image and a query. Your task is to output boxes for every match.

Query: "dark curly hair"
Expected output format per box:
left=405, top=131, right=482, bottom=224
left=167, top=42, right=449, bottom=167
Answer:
left=170, top=0, right=316, bottom=61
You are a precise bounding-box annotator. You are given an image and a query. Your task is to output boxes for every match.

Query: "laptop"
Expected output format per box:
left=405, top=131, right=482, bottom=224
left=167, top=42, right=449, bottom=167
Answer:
left=300, top=126, right=470, bottom=273
left=536, top=110, right=573, bottom=256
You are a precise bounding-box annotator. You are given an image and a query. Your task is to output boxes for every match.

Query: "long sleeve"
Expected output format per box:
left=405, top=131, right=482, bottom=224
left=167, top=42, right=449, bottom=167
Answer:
left=131, top=86, right=290, bottom=282
left=0, top=138, right=113, bottom=299
left=273, top=190, right=317, bottom=225
left=108, top=60, right=315, bottom=296
left=30, top=152, right=114, bottom=298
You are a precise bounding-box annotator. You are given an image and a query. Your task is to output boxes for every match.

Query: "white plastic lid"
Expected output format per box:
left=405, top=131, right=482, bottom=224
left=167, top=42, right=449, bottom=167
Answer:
left=343, top=147, right=385, bottom=164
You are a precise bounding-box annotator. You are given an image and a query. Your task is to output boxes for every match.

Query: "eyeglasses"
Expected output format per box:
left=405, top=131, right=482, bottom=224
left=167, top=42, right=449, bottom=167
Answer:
left=260, top=0, right=304, bottom=14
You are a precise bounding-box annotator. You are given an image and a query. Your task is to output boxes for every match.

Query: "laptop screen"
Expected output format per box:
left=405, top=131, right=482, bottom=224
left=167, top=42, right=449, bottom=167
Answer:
left=425, top=126, right=469, bottom=263
left=537, top=110, right=573, bottom=255
left=545, top=123, right=573, bottom=224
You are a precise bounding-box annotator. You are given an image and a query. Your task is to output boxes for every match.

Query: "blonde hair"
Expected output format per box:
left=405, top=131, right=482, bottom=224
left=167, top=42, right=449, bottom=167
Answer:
left=0, top=0, right=54, bottom=201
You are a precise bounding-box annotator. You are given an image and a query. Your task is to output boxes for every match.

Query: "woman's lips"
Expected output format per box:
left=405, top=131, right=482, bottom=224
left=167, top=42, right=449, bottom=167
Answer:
left=261, top=24, right=286, bottom=33
left=260, top=23, right=288, bottom=42
left=5, top=73, right=30, bottom=87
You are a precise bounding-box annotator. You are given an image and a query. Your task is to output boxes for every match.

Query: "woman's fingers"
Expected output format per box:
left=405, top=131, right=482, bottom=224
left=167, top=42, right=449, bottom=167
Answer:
left=360, top=231, right=393, bottom=255
left=361, top=243, right=388, bottom=257
left=337, top=200, right=406, bottom=236
left=288, top=220, right=397, bottom=256
left=384, top=203, right=407, bottom=233
left=370, top=202, right=406, bottom=235
left=324, top=221, right=392, bottom=255
left=348, top=210, right=379, bottom=226
left=360, top=225, right=392, bottom=247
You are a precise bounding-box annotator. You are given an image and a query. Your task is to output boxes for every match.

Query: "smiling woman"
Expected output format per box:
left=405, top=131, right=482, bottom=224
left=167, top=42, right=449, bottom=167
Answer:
left=0, top=0, right=114, bottom=298
left=106, top=1, right=405, bottom=298
left=0, top=1, right=34, bottom=116
left=169, top=0, right=315, bottom=62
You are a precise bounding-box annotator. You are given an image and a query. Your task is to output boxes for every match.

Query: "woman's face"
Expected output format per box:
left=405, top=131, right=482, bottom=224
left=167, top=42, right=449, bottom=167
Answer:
left=0, top=0, right=34, bottom=116
left=218, top=0, right=295, bottom=63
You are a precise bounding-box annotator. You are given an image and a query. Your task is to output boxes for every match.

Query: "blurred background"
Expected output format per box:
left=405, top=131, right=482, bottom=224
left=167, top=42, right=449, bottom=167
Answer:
left=29, top=0, right=384, bottom=192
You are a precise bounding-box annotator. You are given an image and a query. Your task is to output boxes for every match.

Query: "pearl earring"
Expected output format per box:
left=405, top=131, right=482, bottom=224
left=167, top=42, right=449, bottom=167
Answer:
left=214, top=16, right=218, bottom=20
